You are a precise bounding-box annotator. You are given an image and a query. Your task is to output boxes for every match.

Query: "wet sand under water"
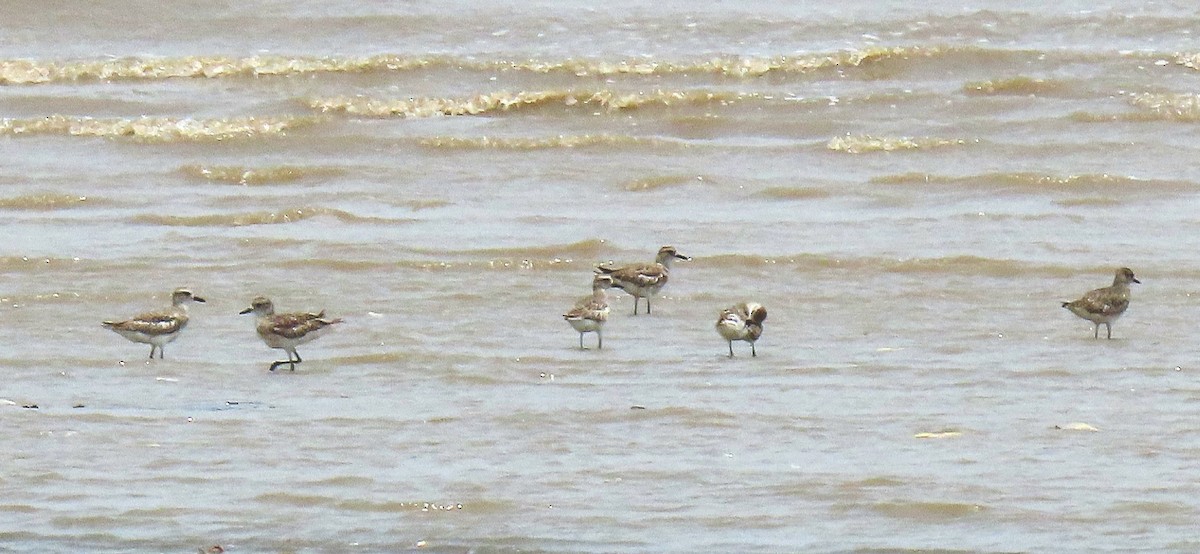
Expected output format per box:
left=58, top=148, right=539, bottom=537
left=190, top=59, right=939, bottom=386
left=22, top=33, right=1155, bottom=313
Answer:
left=5, top=1, right=1200, bottom=552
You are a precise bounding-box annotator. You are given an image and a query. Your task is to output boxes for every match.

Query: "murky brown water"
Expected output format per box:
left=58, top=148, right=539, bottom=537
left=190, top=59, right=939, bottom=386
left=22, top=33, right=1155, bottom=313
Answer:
left=4, top=2, right=1200, bottom=552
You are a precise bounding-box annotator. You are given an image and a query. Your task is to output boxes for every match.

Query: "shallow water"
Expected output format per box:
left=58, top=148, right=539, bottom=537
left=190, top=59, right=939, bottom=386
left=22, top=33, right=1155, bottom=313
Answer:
left=4, top=1, right=1200, bottom=552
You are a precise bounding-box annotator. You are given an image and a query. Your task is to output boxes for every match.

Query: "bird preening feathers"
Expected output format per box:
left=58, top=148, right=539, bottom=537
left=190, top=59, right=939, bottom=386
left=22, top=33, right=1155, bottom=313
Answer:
left=715, top=302, right=767, bottom=357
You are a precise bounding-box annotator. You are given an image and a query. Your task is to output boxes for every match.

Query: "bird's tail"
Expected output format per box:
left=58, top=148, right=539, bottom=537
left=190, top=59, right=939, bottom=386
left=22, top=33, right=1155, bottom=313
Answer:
left=1060, top=302, right=1070, bottom=308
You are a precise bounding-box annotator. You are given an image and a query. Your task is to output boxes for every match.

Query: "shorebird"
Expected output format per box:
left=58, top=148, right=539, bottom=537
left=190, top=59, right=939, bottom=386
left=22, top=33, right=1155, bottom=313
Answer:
left=564, top=274, right=614, bottom=349
left=1061, top=267, right=1140, bottom=339
left=103, top=288, right=205, bottom=359
left=595, top=245, right=690, bottom=315
left=715, top=302, right=767, bottom=357
left=239, top=296, right=342, bottom=371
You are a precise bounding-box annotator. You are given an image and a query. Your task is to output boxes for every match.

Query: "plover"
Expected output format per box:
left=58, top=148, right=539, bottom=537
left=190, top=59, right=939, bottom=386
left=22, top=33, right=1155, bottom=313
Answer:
left=239, top=296, right=343, bottom=371
left=715, top=302, right=767, bottom=357
left=595, top=245, right=691, bottom=315
left=103, top=288, right=205, bottom=359
left=564, top=274, right=614, bottom=349
left=1061, top=267, right=1140, bottom=339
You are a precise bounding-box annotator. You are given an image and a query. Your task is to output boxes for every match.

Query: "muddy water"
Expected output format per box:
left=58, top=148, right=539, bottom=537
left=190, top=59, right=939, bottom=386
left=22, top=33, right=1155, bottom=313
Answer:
left=3, top=1, right=1200, bottom=552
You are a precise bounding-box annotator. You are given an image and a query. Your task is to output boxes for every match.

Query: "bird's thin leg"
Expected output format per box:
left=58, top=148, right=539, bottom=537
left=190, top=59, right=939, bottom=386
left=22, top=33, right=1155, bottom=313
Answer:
left=728, top=341, right=734, bottom=357
left=1106, top=323, right=1113, bottom=340
left=148, top=345, right=156, bottom=359
left=632, top=297, right=640, bottom=315
left=646, top=297, right=652, bottom=314
left=597, top=330, right=603, bottom=350
left=293, top=350, right=303, bottom=364
left=579, top=333, right=585, bottom=350
left=159, top=346, right=165, bottom=359
left=751, top=342, right=757, bottom=357
left=1094, top=324, right=1099, bottom=339
left=268, top=351, right=298, bottom=371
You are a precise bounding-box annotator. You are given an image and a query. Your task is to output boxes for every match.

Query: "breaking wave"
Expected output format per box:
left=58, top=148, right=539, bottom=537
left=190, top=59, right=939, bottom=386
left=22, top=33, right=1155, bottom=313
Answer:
left=307, top=89, right=760, bottom=118
left=133, top=207, right=402, bottom=226
left=827, top=134, right=972, bottom=154
left=0, top=115, right=316, bottom=142
left=179, top=164, right=345, bottom=185
left=0, top=46, right=967, bottom=86
left=870, top=172, right=1191, bottom=191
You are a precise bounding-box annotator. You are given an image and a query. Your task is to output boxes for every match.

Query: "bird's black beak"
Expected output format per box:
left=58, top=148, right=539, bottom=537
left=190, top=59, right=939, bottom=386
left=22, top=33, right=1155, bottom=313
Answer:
left=238, top=307, right=253, bottom=315
left=676, top=254, right=692, bottom=261
left=193, top=296, right=207, bottom=303
left=1132, top=278, right=1141, bottom=284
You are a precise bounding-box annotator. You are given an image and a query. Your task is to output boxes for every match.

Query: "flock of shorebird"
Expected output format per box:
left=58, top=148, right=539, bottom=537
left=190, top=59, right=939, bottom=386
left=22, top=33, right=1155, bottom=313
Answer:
left=103, top=292, right=342, bottom=371
left=561, top=247, right=1140, bottom=356
left=561, top=245, right=768, bottom=356
left=100, top=247, right=1140, bottom=369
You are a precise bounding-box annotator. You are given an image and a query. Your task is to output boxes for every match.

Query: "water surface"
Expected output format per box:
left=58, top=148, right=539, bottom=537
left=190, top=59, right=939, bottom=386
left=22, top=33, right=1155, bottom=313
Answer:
left=3, top=1, right=1200, bottom=552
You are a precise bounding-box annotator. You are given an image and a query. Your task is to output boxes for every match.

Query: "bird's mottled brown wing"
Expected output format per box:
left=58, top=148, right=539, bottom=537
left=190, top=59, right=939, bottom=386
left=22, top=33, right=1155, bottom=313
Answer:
left=1074, top=287, right=1129, bottom=317
left=565, top=296, right=609, bottom=322
left=605, top=263, right=668, bottom=288
left=105, top=309, right=187, bottom=336
left=268, top=312, right=338, bottom=339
